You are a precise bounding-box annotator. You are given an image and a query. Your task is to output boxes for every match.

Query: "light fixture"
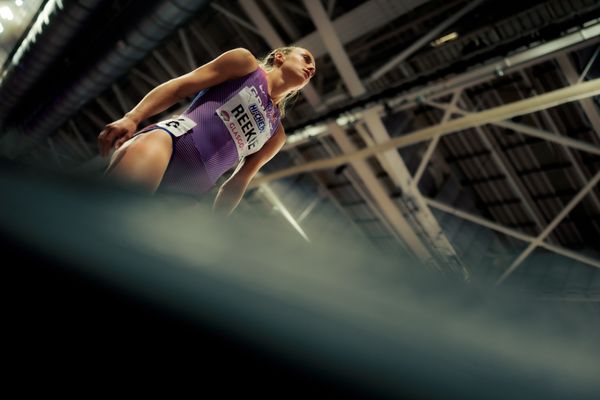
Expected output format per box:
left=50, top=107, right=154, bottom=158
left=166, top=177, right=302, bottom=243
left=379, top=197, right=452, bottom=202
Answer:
left=0, top=6, right=14, bottom=21
left=431, top=32, right=459, bottom=47
left=15, top=0, right=24, bottom=6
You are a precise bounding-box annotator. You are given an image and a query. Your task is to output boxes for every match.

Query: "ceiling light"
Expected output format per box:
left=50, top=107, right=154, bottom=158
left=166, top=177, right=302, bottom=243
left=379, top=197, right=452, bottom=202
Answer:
left=431, top=32, right=459, bottom=47
left=0, top=6, right=14, bottom=21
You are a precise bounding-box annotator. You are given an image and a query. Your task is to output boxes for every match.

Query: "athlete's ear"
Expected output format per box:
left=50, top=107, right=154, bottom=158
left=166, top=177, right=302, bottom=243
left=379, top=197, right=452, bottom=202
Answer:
left=274, top=51, right=285, bottom=66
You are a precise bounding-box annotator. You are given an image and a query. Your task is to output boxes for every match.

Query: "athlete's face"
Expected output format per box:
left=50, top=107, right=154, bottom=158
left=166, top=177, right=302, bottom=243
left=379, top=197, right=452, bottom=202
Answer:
left=277, top=48, right=316, bottom=89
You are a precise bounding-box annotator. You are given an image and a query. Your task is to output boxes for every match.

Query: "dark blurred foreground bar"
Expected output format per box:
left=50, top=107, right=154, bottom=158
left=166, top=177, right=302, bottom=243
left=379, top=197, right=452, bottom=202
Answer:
left=1, top=160, right=599, bottom=399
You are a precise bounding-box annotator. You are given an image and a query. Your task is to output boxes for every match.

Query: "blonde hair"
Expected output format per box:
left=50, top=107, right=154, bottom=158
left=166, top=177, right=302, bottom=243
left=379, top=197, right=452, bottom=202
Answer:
left=257, top=46, right=302, bottom=118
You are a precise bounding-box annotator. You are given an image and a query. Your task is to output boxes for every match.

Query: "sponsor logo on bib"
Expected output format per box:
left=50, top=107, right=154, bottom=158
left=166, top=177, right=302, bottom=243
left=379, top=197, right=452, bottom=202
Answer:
left=219, top=110, right=230, bottom=122
left=249, top=103, right=266, bottom=134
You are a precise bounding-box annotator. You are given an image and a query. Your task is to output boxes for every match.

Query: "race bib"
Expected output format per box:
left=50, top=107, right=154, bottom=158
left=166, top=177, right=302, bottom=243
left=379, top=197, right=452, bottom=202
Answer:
left=156, top=115, right=197, bottom=137
left=216, top=86, right=272, bottom=159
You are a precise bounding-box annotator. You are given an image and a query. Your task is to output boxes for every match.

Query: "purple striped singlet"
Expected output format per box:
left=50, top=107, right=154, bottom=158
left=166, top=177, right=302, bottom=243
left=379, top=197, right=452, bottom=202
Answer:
left=138, top=67, right=281, bottom=197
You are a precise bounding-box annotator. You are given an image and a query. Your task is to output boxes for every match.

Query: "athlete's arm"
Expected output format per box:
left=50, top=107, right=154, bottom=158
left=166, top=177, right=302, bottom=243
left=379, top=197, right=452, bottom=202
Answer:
left=98, top=48, right=258, bottom=156
left=213, top=123, right=286, bottom=216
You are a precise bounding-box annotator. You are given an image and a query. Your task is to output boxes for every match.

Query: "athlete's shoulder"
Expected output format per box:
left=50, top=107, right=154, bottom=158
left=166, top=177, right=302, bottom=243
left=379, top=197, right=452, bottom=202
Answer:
left=218, top=48, right=259, bottom=78
left=227, top=48, right=258, bottom=63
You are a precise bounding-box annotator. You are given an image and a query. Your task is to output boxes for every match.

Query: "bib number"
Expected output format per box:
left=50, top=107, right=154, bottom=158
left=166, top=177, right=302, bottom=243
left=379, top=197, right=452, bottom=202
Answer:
left=156, top=115, right=197, bottom=137
left=216, top=86, right=271, bottom=159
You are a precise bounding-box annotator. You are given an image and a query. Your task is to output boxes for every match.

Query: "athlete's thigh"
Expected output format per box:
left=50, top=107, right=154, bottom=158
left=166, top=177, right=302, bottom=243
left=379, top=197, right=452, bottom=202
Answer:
left=107, top=128, right=173, bottom=178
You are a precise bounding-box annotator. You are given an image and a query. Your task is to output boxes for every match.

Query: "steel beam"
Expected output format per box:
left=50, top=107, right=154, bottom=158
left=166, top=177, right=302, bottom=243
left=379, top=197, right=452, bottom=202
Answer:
left=303, top=0, right=466, bottom=267
left=58, top=129, right=87, bottom=160
left=556, top=53, right=600, bottom=142
left=328, top=122, right=432, bottom=261
left=111, top=84, right=132, bottom=114
left=211, top=2, right=261, bottom=34
left=497, top=170, right=600, bottom=283
left=518, top=70, right=600, bottom=213
left=256, top=182, right=311, bottom=242
left=412, top=90, right=462, bottom=187
left=297, top=194, right=322, bottom=223
left=131, top=68, right=160, bottom=87
left=188, top=22, right=220, bottom=58
left=386, top=25, right=600, bottom=110
left=96, top=97, right=121, bottom=121
left=252, top=78, right=600, bottom=186
left=425, top=197, right=600, bottom=271
left=68, top=119, right=94, bottom=158
left=424, top=97, right=551, bottom=238
left=426, top=99, right=600, bottom=156
left=577, top=45, right=599, bottom=84
left=303, top=0, right=366, bottom=97
left=361, top=108, right=466, bottom=272
left=153, top=50, right=179, bottom=79
left=82, top=109, right=107, bottom=131
left=178, top=28, right=197, bottom=70
left=293, top=0, right=430, bottom=58
left=285, top=24, right=600, bottom=147
left=313, top=138, right=411, bottom=251
left=367, top=0, right=484, bottom=82
left=263, top=0, right=301, bottom=40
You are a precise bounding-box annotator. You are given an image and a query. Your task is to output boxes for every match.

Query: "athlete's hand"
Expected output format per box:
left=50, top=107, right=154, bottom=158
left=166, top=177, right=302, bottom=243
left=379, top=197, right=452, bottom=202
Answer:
left=97, top=116, right=139, bottom=156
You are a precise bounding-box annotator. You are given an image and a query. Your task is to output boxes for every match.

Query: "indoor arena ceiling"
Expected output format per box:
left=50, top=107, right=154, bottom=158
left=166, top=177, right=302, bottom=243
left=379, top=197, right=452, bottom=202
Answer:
left=0, top=0, right=599, bottom=301
left=0, top=0, right=43, bottom=67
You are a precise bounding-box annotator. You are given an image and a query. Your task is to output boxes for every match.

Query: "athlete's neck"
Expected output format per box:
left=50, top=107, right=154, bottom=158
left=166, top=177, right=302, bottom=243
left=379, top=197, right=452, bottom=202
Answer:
left=265, top=68, right=290, bottom=105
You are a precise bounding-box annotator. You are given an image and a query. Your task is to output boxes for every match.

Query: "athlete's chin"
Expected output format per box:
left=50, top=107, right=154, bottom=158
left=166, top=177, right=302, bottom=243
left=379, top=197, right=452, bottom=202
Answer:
left=282, top=73, right=308, bottom=90
left=294, top=76, right=307, bottom=86
left=295, top=78, right=309, bottom=89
